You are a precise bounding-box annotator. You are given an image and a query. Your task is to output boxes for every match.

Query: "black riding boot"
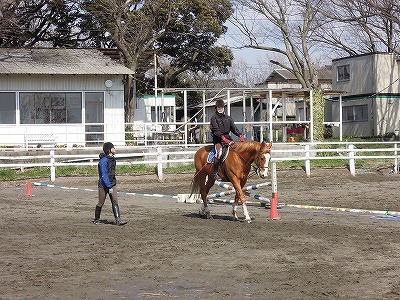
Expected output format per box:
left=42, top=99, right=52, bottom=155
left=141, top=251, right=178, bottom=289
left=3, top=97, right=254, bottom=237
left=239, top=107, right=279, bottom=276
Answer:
left=213, top=157, right=222, bottom=180
left=93, top=205, right=102, bottom=224
left=112, top=204, right=127, bottom=226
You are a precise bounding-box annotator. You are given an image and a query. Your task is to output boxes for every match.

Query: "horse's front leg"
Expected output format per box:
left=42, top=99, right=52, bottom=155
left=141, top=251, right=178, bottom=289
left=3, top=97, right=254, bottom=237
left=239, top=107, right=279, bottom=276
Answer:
left=232, top=194, right=239, bottom=221
left=242, top=201, right=251, bottom=223
left=232, top=192, right=250, bottom=222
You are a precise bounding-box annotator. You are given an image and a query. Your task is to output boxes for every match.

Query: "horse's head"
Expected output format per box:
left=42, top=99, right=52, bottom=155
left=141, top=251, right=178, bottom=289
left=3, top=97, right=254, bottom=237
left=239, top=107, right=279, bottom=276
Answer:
left=254, top=141, right=272, bottom=178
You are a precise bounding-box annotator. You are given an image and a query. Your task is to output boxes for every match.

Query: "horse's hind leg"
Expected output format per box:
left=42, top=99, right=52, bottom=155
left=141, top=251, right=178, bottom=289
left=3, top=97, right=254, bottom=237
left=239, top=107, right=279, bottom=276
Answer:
left=199, top=174, right=214, bottom=219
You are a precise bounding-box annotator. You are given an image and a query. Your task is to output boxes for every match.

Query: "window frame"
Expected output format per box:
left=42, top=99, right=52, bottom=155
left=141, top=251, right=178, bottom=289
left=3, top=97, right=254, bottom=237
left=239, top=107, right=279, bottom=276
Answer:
left=19, top=92, right=83, bottom=124
left=0, top=92, right=16, bottom=124
left=342, top=104, right=368, bottom=122
left=337, top=64, right=350, bottom=82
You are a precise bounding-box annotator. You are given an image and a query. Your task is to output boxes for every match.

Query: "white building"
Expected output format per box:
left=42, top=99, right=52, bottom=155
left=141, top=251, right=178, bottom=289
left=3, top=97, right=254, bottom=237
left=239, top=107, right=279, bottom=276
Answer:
left=330, top=53, right=400, bottom=137
left=0, top=48, right=134, bottom=148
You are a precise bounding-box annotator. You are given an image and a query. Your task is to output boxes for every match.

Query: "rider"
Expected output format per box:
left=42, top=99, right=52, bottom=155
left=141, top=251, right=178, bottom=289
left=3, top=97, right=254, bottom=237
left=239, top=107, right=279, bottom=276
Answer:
left=210, top=99, right=245, bottom=180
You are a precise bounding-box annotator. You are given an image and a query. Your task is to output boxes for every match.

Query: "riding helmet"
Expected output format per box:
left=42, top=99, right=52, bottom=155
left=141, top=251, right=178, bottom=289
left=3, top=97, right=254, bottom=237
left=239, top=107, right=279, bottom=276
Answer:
left=215, top=99, right=225, bottom=108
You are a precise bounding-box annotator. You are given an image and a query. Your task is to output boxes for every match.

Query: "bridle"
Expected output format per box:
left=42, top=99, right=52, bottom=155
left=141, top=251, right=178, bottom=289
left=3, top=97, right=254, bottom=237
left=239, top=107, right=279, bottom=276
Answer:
left=229, top=144, right=271, bottom=177
left=253, top=148, right=271, bottom=177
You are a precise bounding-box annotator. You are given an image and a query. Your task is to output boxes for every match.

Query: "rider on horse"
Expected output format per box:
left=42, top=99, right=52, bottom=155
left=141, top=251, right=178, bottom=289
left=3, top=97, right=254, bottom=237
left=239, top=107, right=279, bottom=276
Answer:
left=210, top=99, right=245, bottom=180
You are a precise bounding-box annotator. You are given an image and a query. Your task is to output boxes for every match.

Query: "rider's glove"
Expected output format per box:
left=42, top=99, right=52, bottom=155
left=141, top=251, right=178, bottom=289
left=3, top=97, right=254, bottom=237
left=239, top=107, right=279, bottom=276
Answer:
left=239, top=135, right=245, bottom=142
left=221, top=136, right=230, bottom=144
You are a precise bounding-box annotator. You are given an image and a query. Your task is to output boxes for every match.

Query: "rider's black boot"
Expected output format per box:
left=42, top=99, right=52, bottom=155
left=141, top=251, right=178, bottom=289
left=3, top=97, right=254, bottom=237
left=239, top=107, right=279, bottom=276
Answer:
left=112, top=204, right=127, bottom=226
left=213, top=157, right=222, bottom=180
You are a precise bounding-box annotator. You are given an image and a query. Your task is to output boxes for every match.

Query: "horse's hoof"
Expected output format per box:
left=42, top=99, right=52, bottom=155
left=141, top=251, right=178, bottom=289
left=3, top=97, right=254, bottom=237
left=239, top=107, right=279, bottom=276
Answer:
left=246, top=219, right=252, bottom=224
left=206, top=212, right=213, bottom=219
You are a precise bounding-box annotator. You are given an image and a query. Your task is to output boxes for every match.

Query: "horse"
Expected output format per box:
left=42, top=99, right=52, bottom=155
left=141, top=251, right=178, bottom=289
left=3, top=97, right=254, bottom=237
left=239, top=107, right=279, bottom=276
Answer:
left=190, top=140, right=272, bottom=223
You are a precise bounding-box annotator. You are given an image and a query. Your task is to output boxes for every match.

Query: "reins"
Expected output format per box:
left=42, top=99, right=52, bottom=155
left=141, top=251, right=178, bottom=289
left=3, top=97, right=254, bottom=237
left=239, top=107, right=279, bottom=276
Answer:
left=228, top=143, right=262, bottom=177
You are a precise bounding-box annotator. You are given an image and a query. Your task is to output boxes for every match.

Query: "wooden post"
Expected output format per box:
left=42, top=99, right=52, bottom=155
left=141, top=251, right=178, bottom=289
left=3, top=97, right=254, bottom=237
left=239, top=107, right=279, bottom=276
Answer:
left=348, top=144, right=355, bottom=176
left=305, top=144, right=311, bottom=177
left=50, top=149, right=56, bottom=182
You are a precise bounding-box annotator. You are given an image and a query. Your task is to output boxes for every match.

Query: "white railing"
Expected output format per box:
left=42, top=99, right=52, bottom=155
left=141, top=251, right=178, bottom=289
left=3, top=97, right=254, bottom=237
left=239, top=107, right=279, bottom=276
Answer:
left=1, top=142, right=400, bottom=181
left=0, top=120, right=312, bottom=149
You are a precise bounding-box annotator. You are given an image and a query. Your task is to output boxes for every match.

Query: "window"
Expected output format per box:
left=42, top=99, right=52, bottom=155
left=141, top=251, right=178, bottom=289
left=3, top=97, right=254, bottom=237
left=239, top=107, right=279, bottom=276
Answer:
left=343, top=105, right=368, bottom=122
left=0, top=92, right=16, bottom=124
left=20, top=92, right=82, bottom=124
left=298, top=106, right=307, bottom=121
left=337, top=65, right=350, bottom=81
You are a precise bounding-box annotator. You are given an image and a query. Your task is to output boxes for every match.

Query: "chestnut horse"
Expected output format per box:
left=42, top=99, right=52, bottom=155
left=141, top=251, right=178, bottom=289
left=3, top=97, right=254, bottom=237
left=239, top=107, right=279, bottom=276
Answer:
left=191, top=141, right=272, bottom=222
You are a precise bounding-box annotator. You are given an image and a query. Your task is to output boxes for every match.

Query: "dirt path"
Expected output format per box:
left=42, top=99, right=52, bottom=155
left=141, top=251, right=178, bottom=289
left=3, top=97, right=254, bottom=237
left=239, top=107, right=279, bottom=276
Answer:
left=1, top=168, right=399, bottom=299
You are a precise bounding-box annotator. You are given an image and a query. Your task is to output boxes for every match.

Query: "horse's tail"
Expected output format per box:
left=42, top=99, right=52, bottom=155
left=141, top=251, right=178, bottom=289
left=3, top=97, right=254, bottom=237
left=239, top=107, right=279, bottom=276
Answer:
left=190, top=146, right=209, bottom=197
left=190, top=172, right=200, bottom=197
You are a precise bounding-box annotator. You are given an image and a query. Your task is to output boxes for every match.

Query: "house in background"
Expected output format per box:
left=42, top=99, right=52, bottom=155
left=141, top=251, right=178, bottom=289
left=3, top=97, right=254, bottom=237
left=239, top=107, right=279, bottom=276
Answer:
left=131, top=94, right=177, bottom=142
left=255, top=67, right=333, bottom=121
left=260, top=67, right=332, bottom=90
left=0, top=48, right=134, bottom=148
left=329, top=52, right=400, bottom=137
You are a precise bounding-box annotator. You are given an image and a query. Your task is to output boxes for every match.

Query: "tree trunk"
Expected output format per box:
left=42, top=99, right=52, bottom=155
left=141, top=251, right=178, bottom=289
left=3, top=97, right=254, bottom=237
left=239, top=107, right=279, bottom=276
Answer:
left=124, top=75, right=136, bottom=123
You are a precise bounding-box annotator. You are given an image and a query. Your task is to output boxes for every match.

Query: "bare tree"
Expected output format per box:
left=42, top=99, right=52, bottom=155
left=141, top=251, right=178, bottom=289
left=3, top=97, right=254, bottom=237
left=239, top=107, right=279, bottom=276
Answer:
left=232, top=0, right=326, bottom=89
left=315, top=0, right=400, bottom=55
left=231, top=0, right=330, bottom=140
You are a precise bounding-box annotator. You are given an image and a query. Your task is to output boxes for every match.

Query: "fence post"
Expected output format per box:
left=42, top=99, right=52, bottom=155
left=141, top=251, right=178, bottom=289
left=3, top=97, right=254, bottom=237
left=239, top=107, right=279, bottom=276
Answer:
left=157, top=147, right=164, bottom=181
left=305, top=144, right=311, bottom=177
left=348, top=144, right=355, bottom=176
left=50, top=149, right=56, bottom=182
left=394, top=143, right=398, bottom=174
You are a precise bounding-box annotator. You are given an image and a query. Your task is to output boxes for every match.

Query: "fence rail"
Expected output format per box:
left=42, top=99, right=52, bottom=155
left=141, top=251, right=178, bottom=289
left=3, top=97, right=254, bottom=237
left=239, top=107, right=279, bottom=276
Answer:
left=1, top=142, right=399, bottom=181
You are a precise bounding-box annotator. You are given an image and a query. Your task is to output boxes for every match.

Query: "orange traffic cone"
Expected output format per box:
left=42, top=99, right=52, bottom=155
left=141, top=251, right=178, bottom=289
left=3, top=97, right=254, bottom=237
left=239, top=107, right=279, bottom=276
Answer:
left=269, top=192, right=280, bottom=220
left=25, top=181, right=32, bottom=197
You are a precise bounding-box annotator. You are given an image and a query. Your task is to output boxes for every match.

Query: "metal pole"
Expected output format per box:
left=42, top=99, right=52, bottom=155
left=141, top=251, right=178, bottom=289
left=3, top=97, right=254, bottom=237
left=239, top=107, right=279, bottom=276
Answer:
left=154, top=53, right=158, bottom=124
left=339, top=94, right=343, bottom=141
left=269, top=90, right=273, bottom=142
left=282, top=92, right=287, bottom=142
left=183, top=90, right=188, bottom=147
left=227, top=89, right=231, bottom=115
left=394, top=143, right=398, bottom=174
left=309, top=89, right=314, bottom=142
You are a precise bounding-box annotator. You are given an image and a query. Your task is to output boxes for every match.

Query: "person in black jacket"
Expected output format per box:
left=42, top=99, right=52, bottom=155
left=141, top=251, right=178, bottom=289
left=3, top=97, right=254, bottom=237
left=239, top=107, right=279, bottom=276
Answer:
left=210, top=99, right=245, bottom=180
left=93, top=142, right=127, bottom=226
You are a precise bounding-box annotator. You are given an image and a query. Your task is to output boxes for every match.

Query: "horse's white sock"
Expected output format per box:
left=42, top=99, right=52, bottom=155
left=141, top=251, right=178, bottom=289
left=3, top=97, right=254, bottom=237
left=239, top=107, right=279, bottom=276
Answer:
left=242, top=203, right=250, bottom=220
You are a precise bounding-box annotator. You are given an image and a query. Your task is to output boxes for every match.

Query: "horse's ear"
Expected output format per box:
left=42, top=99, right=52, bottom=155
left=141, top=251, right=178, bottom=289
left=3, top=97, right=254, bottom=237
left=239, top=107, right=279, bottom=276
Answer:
left=261, top=141, right=272, bottom=148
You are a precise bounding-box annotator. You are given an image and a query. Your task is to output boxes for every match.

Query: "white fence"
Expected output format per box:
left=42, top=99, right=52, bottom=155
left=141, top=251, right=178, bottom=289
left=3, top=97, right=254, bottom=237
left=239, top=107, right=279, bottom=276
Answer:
left=1, top=142, right=399, bottom=181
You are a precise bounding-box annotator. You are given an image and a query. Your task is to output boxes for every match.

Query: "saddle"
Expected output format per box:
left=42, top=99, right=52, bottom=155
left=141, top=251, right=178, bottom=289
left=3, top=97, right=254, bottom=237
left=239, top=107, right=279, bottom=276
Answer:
left=207, top=146, right=230, bottom=164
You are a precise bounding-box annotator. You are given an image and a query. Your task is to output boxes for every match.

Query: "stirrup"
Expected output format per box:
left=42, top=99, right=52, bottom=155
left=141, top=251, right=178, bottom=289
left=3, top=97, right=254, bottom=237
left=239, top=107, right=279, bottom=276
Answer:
left=214, top=172, right=222, bottom=180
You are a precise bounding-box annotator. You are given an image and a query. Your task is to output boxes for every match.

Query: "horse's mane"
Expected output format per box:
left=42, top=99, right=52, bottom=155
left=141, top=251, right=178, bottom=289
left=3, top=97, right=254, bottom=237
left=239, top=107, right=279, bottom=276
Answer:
left=232, top=140, right=260, bottom=152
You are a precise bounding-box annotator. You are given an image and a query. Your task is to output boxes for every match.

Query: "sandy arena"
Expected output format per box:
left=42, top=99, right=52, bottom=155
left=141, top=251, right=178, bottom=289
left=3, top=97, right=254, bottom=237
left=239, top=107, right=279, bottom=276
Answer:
left=1, top=168, right=399, bottom=299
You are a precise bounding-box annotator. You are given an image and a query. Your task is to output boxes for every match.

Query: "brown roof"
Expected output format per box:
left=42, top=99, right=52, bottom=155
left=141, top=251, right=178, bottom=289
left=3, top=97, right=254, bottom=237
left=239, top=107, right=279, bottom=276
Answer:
left=0, top=48, right=134, bottom=75
left=262, top=67, right=332, bottom=84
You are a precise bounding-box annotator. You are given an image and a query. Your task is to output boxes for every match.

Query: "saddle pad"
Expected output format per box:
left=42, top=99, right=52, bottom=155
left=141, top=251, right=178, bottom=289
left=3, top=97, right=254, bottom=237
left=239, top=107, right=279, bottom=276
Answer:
left=207, top=147, right=230, bottom=164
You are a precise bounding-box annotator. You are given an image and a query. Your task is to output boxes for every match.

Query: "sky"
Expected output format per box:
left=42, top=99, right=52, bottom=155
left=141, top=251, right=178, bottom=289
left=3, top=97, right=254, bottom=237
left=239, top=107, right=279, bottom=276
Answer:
left=217, top=20, right=273, bottom=85
left=219, top=21, right=268, bottom=68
